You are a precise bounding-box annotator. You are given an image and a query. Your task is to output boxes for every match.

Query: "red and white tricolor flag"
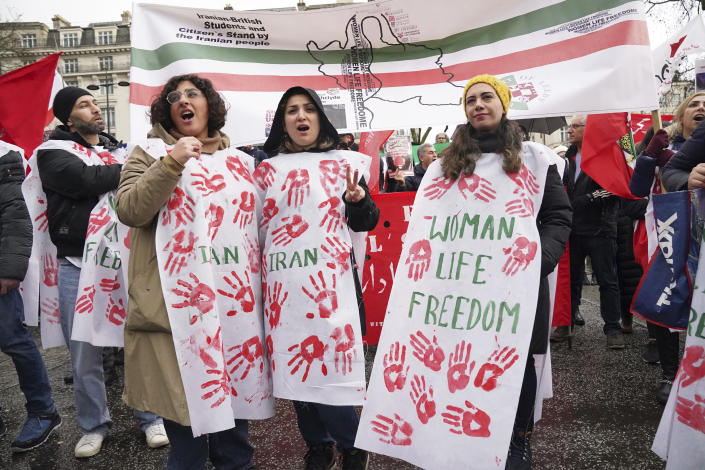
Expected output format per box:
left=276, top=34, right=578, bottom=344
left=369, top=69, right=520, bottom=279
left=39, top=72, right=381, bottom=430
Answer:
left=129, top=0, right=657, bottom=144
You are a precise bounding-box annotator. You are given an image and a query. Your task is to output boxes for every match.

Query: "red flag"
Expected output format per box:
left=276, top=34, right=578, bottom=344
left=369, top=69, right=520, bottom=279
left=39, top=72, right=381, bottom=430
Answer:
left=630, top=113, right=674, bottom=144
left=551, top=244, right=572, bottom=327
left=0, top=53, right=62, bottom=158
left=358, top=130, right=394, bottom=194
left=581, top=112, right=638, bottom=199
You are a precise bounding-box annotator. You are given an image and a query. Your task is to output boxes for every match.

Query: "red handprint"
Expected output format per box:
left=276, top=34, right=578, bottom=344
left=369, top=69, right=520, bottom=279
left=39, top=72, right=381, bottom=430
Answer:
left=318, top=196, right=345, bottom=233
left=301, top=271, right=338, bottom=319
left=405, top=239, right=431, bottom=281
left=331, top=324, right=356, bottom=375
left=217, top=271, right=255, bottom=316
left=76, top=285, right=96, bottom=314
left=260, top=198, right=279, bottom=229
left=123, top=231, right=130, bottom=249
left=97, top=151, right=118, bottom=165
left=502, top=236, right=538, bottom=276
left=680, top=345, right=705, bottom=388
left=410, top=374, right=436, bottom=424
left=266, top=334, right=275, bottom=371
left=265, top=281, right=288, bottom=329
left=271, top=215, right=309, bottom=246
left=163, top=230, right=198, bottom=275
left=676, top=394, right=705, bottom=434
left=287, top=335, right=328, bottom=382
left=171, top=273, right=216, bottom=324
left=98, top=275, right=120, bottom=292
left=205, top=203, right=224, bottom=241
left=226, top=155, right=253, bottom=183
left=162, top=187, right=195, bottom=228
left=371, top=414, right=413, bottom=446
left=34, top=209, right=49, bottom=232
left=253, top=161, right=275, bottom=190
left=383, top=342, right=409, bottom=393
left=409, top=330, right=445, bottom=372
left=192, top=167, right=226, bottom=195
left=442, top=401, right=491, bottom=437
left=201, top=367, right=233, bottom=408
left=233, top=191, right=256, bottom=229
left=458, top=173, right=496, bottom=202
left=474, top=345, right=519, bottom=391
left=41, top=254, right=58, bottom=287
left=319, top=159, right=346, bottom=196
left=244, top=235, right=260, bottom=274
left=281, top=169, right=310, bottom=206
left=505, top=197, right=535, bottom=217
left=447, top=340, right=475, bottom=393
left=40, top=298, right=60, bottom=325
left=508, top=165, right=540, bottom=195
left=106, top=296, right=126, bottom=326
left=87, top=206, right=112, bottom=236
left=227, top=335, right=264, bottom=380
left=423, top=176, right=455, bottom=200
left=321, top=236, right=351, bottom=274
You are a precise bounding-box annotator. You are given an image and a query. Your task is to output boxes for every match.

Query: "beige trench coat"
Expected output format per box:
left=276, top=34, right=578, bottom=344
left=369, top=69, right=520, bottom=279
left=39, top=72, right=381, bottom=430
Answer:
left=115, top=124, right=229, bottom=426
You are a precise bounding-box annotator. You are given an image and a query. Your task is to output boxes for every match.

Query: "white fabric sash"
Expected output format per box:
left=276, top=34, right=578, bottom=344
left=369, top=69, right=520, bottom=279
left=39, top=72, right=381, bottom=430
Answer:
left=253, top=150, right=370, bottom=406
left=148, top=140, right=274, bottom=437
left=21, top=139, right=127, bottom=348
left=356, top=142, right=550, bottom=469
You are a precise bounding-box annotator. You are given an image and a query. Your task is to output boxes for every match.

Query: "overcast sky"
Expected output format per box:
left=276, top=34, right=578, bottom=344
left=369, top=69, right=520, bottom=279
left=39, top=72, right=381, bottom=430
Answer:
left=1, top=0, right=681, bottom=47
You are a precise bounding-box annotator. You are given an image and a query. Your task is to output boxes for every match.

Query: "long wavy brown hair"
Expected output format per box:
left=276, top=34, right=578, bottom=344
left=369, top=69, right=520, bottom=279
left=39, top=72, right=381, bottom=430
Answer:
left=440, top=115, right=523, bottom=179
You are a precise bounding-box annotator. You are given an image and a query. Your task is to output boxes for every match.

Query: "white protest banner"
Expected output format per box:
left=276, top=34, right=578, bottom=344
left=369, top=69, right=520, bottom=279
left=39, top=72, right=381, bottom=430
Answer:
left=356, top=142, right=550, bottom=469
left=253, top=150, right=369, bottom=405
left=652, top=14, right=705, bottom=95
left=652, top=190, right=705, bottom=468
left=130, top=0, right=657, bottom=144
left=21, top=140, right=126, bottom=348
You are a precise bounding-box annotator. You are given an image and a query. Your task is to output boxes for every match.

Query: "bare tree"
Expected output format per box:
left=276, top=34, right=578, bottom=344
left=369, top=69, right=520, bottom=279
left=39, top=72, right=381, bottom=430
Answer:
left=644, top=0, right=702, bottom=19
left=0, top=13, right=26, bottom=75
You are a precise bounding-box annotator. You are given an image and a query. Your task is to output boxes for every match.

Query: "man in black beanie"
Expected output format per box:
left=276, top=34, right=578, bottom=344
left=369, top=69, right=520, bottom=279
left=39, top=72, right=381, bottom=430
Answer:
left=34, top=87, right=168, bottom=458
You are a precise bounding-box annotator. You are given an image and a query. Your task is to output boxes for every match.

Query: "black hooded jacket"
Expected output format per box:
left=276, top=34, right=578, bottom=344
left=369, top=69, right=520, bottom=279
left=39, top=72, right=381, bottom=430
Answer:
left=0, top=149, right=32, bottom=280
left=37, top=126, right=123, bottom=257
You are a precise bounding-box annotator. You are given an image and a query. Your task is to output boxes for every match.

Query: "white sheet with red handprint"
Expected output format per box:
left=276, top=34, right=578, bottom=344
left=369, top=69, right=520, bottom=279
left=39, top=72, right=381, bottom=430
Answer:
left=19, top=139, right=127, bottom=348
left=253, top=150, right=370, bottom=406
left=356, top=142, right=552, bottom=469
left=143, top=140, right=273, bottom=437
left=653, top=231, right=705, bottom=470
left=70, top=191, right=131, bottom=346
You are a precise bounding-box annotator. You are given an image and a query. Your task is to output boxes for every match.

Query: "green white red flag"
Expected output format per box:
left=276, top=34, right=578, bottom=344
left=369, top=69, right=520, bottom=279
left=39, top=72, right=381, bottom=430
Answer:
left=129, top=0, right=657, bottom=144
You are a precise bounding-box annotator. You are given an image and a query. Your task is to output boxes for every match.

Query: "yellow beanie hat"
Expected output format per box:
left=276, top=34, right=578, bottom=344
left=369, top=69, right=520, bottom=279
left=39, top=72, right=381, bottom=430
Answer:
left=462, top=74, right=511, bottom=115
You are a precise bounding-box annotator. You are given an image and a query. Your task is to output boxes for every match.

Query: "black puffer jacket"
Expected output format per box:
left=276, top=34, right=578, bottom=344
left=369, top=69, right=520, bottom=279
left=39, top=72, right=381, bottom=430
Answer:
left=0, top=149, right=33, bottom=280
left=565, top=144, right=618, bottom=238
left=616, top=198, right=647, bottom=315
left=37, top=126, right=122, bottom=257
left=662, top=119, right=705, bottom=191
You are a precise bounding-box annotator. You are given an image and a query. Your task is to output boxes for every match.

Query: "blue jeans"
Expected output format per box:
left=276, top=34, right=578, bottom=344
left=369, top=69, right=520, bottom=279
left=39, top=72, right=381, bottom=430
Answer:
left=0, top=289, right=56, bottom=417
left=163, top=419, right=253, bottom=470
left=569, top=235, right=622, bottom=335
left=293, top=401, right=359, bottom=451
left=58, top=260, right=161, bottom=434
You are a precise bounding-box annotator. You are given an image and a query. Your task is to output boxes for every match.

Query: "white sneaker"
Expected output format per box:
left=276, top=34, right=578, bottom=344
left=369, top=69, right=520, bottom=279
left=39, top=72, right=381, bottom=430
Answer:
left=145, top=423, right=169, bottom=448
left=74, top=433, right=104, bottom=458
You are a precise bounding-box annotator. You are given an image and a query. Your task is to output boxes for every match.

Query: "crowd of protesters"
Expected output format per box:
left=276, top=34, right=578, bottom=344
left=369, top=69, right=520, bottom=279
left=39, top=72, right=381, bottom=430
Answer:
left=0, top=71, right=702, bottom=470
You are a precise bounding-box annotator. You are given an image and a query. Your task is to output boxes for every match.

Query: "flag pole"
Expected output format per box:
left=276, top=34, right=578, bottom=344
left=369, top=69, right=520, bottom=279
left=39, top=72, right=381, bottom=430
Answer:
left=651, top=109, right=662, bottom=131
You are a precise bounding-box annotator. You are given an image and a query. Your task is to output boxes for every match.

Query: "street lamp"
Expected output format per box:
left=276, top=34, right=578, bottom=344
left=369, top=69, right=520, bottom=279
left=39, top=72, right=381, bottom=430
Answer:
left=87, top=74, right=129, bottom=136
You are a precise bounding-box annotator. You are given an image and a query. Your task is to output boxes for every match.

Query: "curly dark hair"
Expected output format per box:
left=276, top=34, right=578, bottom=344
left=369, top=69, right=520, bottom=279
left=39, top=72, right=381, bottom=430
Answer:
left=149, top=74, right=227, bottom=134
left=440, top=116, right=523, bottom=179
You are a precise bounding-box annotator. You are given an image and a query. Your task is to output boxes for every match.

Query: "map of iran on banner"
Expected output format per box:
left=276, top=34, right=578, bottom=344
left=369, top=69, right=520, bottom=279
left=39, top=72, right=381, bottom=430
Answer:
left=130, top=0, right=658, bottom=144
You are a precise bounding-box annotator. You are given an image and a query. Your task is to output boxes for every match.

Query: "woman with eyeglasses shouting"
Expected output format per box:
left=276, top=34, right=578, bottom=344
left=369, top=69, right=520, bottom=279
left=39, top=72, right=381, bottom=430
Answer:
left=115, top=74, right=274, bottom=469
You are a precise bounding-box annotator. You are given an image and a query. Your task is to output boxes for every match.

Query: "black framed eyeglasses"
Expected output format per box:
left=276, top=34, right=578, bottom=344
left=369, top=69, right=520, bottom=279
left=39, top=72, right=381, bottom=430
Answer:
left=166, top=88, right=202, bottom=104
left=568, top=124, right=585, bottom=129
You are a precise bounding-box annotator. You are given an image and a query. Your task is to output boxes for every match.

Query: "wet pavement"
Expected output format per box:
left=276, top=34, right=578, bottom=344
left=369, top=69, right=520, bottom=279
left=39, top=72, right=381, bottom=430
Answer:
left=0, top=285, right=674, bottom=469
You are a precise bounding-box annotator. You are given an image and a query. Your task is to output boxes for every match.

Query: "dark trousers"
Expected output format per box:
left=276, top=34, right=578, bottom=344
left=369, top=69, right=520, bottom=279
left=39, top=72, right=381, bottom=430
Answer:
left=513, top=355, right=536, bottom=434
left=652, top=323, right=681, bottom=379
left=292, top=401, right=359, bottom=451
left=570, top=234, right=622, bottom=335
left=0, top=289, right=55, bottom=417
left=163, top=419, right=253, bottom=470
